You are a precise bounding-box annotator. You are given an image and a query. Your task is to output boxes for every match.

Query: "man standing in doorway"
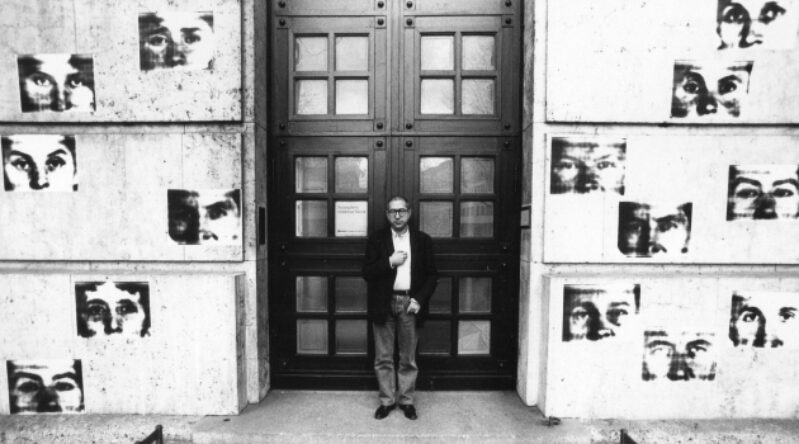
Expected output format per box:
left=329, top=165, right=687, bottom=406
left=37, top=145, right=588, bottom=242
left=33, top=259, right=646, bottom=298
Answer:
left=362, top=195, right=438, bottom=420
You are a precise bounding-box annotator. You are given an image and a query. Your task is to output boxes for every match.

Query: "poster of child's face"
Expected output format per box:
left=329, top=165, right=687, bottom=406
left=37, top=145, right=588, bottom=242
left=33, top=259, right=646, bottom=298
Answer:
left=6, top=360, right=84, bottom=414
left=562, top=284, right=640, bottom=341
left=642, top=331, right=717, bottom=381
left=168, top=189, right=241, bottom=245
left=727, top=165, right=799, bottom=220
left=717, top=0, right=799, bottom=50
left=550, top=138, right=626, bottom=195
left=671, top=60, right=753, bottom=118
left=730, top=292, right=799, bottom=348
left=17, top=54, right=95, bottom=113
left=139, top=11, right=215, bottom=71
left=2, top=135, right=77, bottom=192
left=75, top=281, right=150, bottom=338
left=618, top=202, right=693, bottom=258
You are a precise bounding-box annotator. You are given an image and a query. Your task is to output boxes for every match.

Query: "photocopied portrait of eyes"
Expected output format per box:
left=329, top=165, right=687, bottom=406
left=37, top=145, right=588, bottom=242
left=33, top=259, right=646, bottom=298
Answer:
left=727, top=165, right=799, bottom=220
left=6, top=359, right=84, bottom=414
left=642, top=331, right=717, bottom=381
left=671, top=60, right=753, bottom=118
left=2, top=135, right=77, bottom=192
left=717, top=0, right=799, bottom=50
left=17, top=54, right=95, bottom=113
left=168, top=189, right=241, bottom=245
left=550, top=137, right=627, bottom=195
left=618, top=201, right=693, bottom=258
left=75, top=281, right=151, bottom=338
left=139, top=11, right=215, bottom=71
left=730, top=291, right=799, bottom=348
left=562, top=284, right=641, bottom=342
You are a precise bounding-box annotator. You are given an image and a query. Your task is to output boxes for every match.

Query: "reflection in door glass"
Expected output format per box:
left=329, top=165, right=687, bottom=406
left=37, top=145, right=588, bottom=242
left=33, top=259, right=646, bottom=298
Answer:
left=335, top=36, right=369, bottom=71
left=335, top=277, right=367, bottom=313
left=462, top=79, right=494, bottom=115
left=460, top=201, right=493, bottom=238
left=335, top=80, right=369, bottom=115
left=336, top=320, right=368, bottom=355
left=420, top=79, right=454, bottom=114
left=420, top=201, right=453, bottom=238
left=462, top=35, right=495, bottom=71
left=459, top=277, right=491, bottom=313
left=458, top=320, right=490, bottom=355
left=296, top=276, right=328, bottom=312
left=296, top=80, right=328, bottom=115
left=335, top=157, right=368, bottom=193
left=295, top=157, right=328, bottom=193
left=421, top=35, right=454, bottom=71
left=296, top=200, right=327, bottom=237
left=295, top=36, right=328, bottom=71
left=461, top=158, right=494, bottom=194
left=297, top=319, right=328, bottom=354
left=420, top=157, right=453, bottom=194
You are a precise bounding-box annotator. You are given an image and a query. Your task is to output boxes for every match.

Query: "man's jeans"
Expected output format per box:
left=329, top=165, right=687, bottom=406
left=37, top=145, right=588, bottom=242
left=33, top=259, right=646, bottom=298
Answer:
left=373, top=294, right=418, bottom=407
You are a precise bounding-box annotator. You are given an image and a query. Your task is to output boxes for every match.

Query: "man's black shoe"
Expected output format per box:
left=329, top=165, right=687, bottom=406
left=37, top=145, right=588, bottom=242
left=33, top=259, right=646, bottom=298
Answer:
left=374, top=404, right=396, bottom=419
left=399, top=404, right=417, bottom=420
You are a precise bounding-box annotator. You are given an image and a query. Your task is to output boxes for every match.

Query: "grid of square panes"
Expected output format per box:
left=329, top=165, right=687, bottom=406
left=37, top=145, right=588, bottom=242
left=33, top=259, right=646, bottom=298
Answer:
left=294, top=34, right=370, bottom=115
left=418, top=156, right=495, bottom=238
left=294, top=156, right=369, bottom=238
left=418, top=276, right=492, bottom=355
left=295, top=276, right=369, bottom=355
left=419, top=33, right=497, bottom=115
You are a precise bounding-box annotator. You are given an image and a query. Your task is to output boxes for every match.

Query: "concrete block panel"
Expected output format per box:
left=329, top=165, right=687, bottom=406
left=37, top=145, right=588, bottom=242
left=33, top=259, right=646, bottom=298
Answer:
left=0, top=132, right=242, bottom=261
left=546, top=0, right=799, bottom=123
left=0, top=0, right=241, bottom=122
left=544, top=134, right=799, bottom=264
left=543, top=275, right=799, bottom=419
left=0, top=273, right=245, bottom=415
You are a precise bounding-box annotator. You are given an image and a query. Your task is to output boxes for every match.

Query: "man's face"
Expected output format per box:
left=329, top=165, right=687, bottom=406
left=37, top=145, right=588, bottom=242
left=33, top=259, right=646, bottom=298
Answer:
left=730, top=292, right=799, bottom=348
left=642, top=332, right=717, bottom=381
left=7, top=360, right=83, bottom=414
left=2, top=135, right=76, bottom=191
left=618, top=202, right=692, bottom=257
left=717, top=0, right=797, bottom=49
left=81, top=283, right=147, bottom=337
left=728, top=165, right=799, bottom=220
left=671, top=61, right=753, bottom=118
left=139, top=12, right=215, bottom=70
left=563, top=284, right=639, bottom=341
left=17, top=54, right=95, bottom=113
left=551, top=142, right=626, bottom=194
left=197, top=191, right=241, bottom=244
left=385, top=198, right=411, bottom=232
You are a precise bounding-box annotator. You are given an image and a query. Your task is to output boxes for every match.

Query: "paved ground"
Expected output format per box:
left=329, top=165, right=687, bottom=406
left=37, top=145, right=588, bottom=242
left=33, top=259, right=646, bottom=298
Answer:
left=2, top=391, right=799, bottom=443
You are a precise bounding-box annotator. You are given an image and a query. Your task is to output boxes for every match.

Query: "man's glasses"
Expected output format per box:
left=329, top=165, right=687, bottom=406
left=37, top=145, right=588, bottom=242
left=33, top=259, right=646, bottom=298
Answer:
left=386, top=208, right=409, bottom=217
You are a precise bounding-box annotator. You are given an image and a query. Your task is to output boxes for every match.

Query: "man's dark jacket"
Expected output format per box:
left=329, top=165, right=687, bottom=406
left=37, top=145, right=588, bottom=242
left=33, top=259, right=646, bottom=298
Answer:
left=362, top=226, right=438, bottom=327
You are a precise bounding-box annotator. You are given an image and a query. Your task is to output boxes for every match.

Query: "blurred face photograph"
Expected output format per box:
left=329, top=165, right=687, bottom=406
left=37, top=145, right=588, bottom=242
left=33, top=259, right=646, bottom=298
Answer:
left=7, top=360, right=84, bottom=414
left=2, top=135, right=77, bottom=192
left=17, top=54, right=95, bottom=113
left=75, top=281, right=150, bottom=338
left=618, top=202, right=693, bottom=258
left=168, top=189, right=241, bottom=245
left=730, top=292, right=798, bottom=348
left=717, top=0, right=798, bottom=49
left=671, top=60, right=753, bottom=118
left=139, top=11, right=215, bottom=71
left=727, top=165, right=799, bottom=220
left=642, top=331, right=717, bottom=381
left=562, top=284, right=641, bottom=341
left=550, top=138, right=626, bottom=194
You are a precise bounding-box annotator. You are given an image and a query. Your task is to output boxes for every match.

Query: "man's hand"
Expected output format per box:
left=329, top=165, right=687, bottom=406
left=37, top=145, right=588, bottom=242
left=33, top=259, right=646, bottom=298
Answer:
left=390, top=250, right=408, bottom=268
left=407, top=298, right=421, bottom=314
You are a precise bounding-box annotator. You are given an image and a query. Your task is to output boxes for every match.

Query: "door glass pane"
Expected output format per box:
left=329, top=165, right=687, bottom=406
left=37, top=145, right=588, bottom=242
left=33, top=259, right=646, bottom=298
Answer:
left=335, top=80, right=368, bottom=115
left=296, top=80, right=328, bottom=115
left=295, top=36, right=328, bottom=71
left=420, top=201, right=453, bottom=238
left=335, top=157, right=368, bottom=193
left=335, top=36, right=369, bottom=71
left=297, top=319, right=328, bottom=355
left=296, top=200, right=327, bottom=237
left=461, top=158, right=494, bottom=194
left=460, top=201, right=493, bottom=238
left=428, top=277, right=452, bottom=313
left=462, top=79, right=494, bottom=115
left=335, top=277, right=367, bottom=313
left=420, top=157, right=453, bottom=194
left=462, top=35, right=495, bottom=70
left=336, top=320, right=368, bottom=355
left=420, top=79, right=454, bottom=114
left=334, top=200, right=368, bottom=237
left=458, top=320, right=490, bottom=355
left=295, top=157, right=328, bottom=193
left=419, top=320, right=451, bottom=354
left=421, top=35, right=454, bottom=70
left=459, top=277, right=491, bottom=313
left=296, top=276, right=328, bottom=312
